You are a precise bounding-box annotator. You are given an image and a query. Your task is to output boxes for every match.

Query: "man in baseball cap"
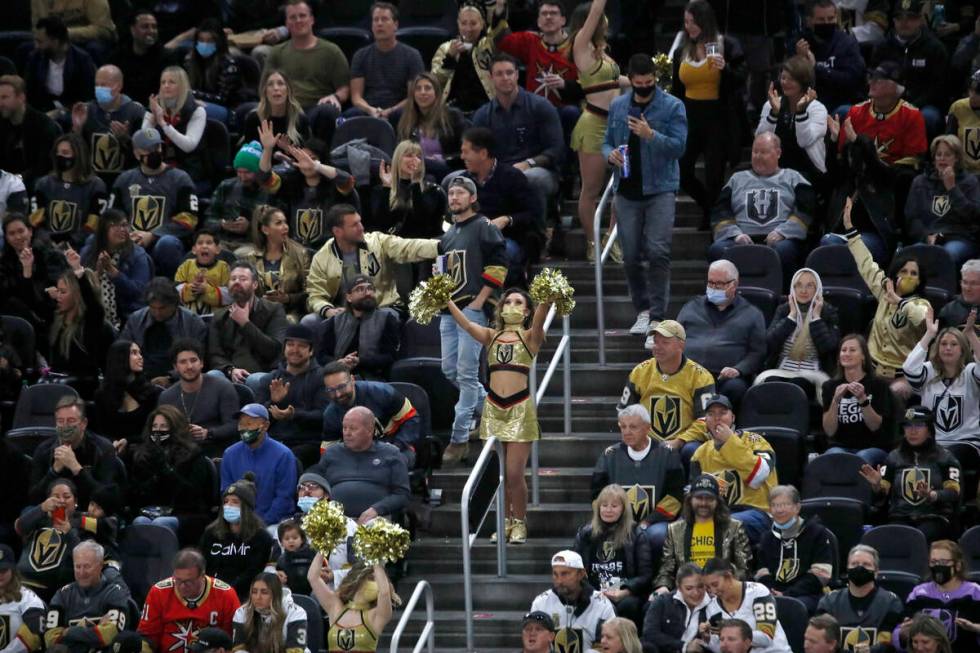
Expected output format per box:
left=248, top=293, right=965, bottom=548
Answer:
left=520, top=611, right=556, bottom=653
left=220, top=402, right=299, bottom=525
left=189, top=627, right=233, bottom=653
left=527, top=550, right=614, bottom=653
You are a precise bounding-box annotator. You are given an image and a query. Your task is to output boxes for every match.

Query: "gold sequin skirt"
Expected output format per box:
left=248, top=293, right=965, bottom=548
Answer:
left=479, top=395, right=540, bottom=442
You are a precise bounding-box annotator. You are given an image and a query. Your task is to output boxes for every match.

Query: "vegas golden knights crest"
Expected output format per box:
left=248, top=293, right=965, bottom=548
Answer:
left=30, top=528, right=66, bottom=572
left=717, top=470, right=743, bottom=506
left=841, top=626, right=875, bottom=652
left=0, top=614, right=8, bottom=648
left=92, top=133, right=123, bottom=173
left=365, top=252, right=381, bottom=276
left=891, top=309, right=909, bottom=329
left=554, top=627, right=584, bottom=653
left=48, top=200, right=78, bottom=233
left=444, top=250, right=467, bottom=293
left=901, top=467, right=931, bottom=505
left=626, top=484, right=655, bottom=522
left=932, top=195, right=951, bottom=217
left=496, top=343, right=514, bottom=364
left=336, top=627, right=356, bottom=651
left=964, top=127, right=980, bottom=163
left=775, top=553, right=800, bottom=582
left=650, top=395, right=681, bottom=438
left=132, top=195, right=165, bottom=231
left=599, top=541, right=616, bottom=562
left=295, top=208, right=323, bottom=245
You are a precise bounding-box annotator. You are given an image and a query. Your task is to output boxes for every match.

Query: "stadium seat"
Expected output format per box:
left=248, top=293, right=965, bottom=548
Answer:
left=202, top=119, right=232, bottom=190
left=805, top=245, right=868, bottom=293
left=0, top=32, right=32, bottom=68
left=724, top=244, right=782, bottom=324
left=389, top=358, right=459, bottom=435
left=2, top=314, right=36, bottom=372
left=399, top=318, right=442, bottom=359
left=119, top=524, right=180, bottom=603
left=390, top=381, right=444, bottom=486
left=800, top=498, right=864, bottom=574
left=801, top=452, right=872, bottom=504
left=389, top=382, right=432, bottom=438
left=959, top=525, right=980, bottom=582
left=396, top=26, right=453, bottom=67
left=203, top=455, right=220, bottom=514
left=11, top=384, right=80, bottom=430
left=876, top=571, right=921, bottom=601
left=0, top=56, right=14, bottom=76
left=775, top=596, right=808, bottom=653
left=317, top=27, right=372, bottom=63
left=739, top=382, right=809, bottom=486
left=331, top=116, right=397, bottom=157
left=820, top=286, right=869, bottom=339
left=291, top=594, right=325, bottom=653
left=824, top=527, right=840, bottom=584
left=232, top=54, right=261, bottom=98
left=399, top=0, right=458, bottom=30
left=899, top=243, right=957, bottom=310
left=861, top=524, right=929, bottom=577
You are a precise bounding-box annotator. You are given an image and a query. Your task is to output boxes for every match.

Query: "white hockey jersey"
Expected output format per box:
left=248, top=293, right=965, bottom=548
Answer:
left=704, top=581, right=792, bottom=653
left=0, top=586, right=45, bottom=653
left=903, top=344, right=980, bottom=443
left=232, top=588, right=309, bottom=653
left=529, top=589, right=615, bottom=653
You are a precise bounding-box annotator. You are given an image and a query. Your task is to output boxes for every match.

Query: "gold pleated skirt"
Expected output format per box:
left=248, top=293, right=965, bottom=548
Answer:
left=479, top=395, right=540, bottom=442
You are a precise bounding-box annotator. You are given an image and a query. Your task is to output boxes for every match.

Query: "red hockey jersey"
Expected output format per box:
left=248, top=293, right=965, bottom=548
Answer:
left=838, top=99, right=927, bottom=166
left=497, top=27, right=576, bottom=106
left=138, top=576, right=240, bottom=653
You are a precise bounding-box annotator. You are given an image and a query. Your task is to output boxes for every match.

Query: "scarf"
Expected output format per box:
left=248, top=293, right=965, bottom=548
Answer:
left=787, top=267, right=823, bottom=362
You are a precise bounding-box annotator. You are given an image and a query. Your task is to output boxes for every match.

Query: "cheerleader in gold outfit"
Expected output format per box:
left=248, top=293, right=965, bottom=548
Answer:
left=447, top=288, right=551, bottom=544
left=308, top=553, right=397, bottom=653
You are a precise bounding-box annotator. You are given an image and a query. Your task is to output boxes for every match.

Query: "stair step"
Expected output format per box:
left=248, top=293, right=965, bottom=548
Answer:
left=380, top=610, right=527, bottom=649
left=433, top=467, right=593, bottom=504
left=406, top=537, right=576, bottom=575
left=425, top=503, right=592, bottom=538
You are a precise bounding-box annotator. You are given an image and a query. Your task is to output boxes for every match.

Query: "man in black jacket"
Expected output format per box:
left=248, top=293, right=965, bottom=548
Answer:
left=0, top=75, right=60, bottom=191
left=643, top=563, right=711, bottom=653
left=28, top=397, right=124, bottom=507
left=871, top=0, right=949, bottom=138
left=754, top=485, right=834, bottom=613
left=796, top=0, right=866, bottom=114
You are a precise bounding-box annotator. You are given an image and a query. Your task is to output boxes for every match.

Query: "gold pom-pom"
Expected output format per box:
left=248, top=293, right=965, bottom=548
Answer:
left=353, top=518, right=411, bottom=565
left=653, top=53, right=673, bottom=93
left=301, top=500, right=348, bottom=555
left=408, top=273, right=456, bottom=325
left=530, top=268, right=576, bottom=317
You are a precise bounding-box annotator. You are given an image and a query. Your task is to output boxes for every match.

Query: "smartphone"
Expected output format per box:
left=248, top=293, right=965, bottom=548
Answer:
left=53, top=506, right=66, bottom=522
left=628, top=105, right=643, bottom=120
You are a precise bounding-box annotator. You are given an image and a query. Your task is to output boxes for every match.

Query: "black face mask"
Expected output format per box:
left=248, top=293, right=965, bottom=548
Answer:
left=930, top=564, right=954, bottom=585
left=632, top=85, right=655, bottom=100
left=55, top=155, right=75, bottom=172
left=812, top=24, right=837, bottom=41
left=847, top=565, right=875, bottom=587
left=141, top=152, right=163, bottom=169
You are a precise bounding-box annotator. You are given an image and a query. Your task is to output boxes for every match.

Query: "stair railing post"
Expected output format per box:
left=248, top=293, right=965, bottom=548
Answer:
left=496, top=437, right=507, bottom=577
left=562, top=314, right=571, bottom=434
left=594, top=176, right=616, bottom=367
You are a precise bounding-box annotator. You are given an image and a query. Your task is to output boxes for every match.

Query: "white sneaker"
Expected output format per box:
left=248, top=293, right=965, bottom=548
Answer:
left=630, top=310, right=650, bottom=335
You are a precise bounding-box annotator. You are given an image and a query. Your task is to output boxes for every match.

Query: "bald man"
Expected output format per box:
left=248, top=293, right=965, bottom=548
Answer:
left=310, top=406, right=410, bottom=523
left=71, top=64, right=146, bottom=178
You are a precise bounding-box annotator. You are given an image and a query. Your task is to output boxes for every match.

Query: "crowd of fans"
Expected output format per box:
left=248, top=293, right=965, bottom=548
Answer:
left=3, top=0, right=980, bottom=652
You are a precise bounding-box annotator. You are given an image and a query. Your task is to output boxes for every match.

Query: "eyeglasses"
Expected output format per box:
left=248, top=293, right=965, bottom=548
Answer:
left=929, top=559, right=954, bottom=566
left=297, top=482, right=323, bottom=493
left=348, top=283, right=375, bottom=294
left=324, top=380, right=352, bottom=394
left=173, top=575, right=203, bottom=587
left=706, top=279, right=735, bottom=289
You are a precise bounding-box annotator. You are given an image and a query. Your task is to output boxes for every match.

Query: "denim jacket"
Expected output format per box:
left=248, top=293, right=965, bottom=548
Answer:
left=602, top=88, right=687, bottom=197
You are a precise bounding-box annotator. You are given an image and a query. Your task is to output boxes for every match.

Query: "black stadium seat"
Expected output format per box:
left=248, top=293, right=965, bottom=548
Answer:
left=390, top=358, right=459, bottom=435
left=959, top=525, right=980, bottom=582
left=775, top=596, right=808, bottom=653
left=800, top=498, right=864, bottom=574
left=119, top=524, right=180, bottom=603
left=801, top=452, right=872, bottom=504
left=396, top=26, right=452, bottom=67
left=291, top=594, right=325, bottom=653
left=739, top=382, right=809, bottom=487
left=11, top=384, right=79, bottom=430
left=331, top=116, right=397, bottom=157
left=861, top=524, right=929, bottom=577
left=317, top=27, right=372, bottom=63
left=900, top=243, right=957, bottom=311
left=724, top=244, right=782, bottom=324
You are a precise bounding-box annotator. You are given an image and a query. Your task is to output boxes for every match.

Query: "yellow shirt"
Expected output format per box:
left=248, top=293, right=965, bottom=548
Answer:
left=690, top=520, right=716, bottom=568
left=679, top=59, right=721, bottom=101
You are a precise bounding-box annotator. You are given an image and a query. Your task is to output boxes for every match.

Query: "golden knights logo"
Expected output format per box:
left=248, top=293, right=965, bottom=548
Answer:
left=600, top=541, right=616, bottom=562
left=932, top=195, right=951, bottom=218
left=443, top=250, right=467, bottom=294
left=841, top=626, right=876, bottom=652
left=626, top=484, right=656, bottom=522
left=964, top=127, right=980, bottom=163
left=336, top=626, right=356, bottom=651
left=650, top=395, right=681, bottom=438
left=48, top=200, right=78, bottom=233
left=132, top=194, right=165, bottom=231
left=553, top=627, right=584, bottom=653
left=295, top=208, right=323, bottom=245
left=495, top=343, right=514, bottom=364
left=901, top=467, right=931, bottom=505
left=775, top=546, right=800, bottom=582
left=92, top=133, right=123, bottom=173
left=365, top=252, right=381, bottom=276
left=0, top=614, right=8, bottom=648
left=933, top=395, right=963, bottom=433
left=30, top=528, right=66, bottom=572
left=891, top=307, right=909, bottom=330
left=716, top=470, right=743, bottom=506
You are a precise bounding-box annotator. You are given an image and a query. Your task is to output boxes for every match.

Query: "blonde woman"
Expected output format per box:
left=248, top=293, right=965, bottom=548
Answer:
left=143, top=66, right=208, bottom=179
left=431, top=4, right=498, bottom=114
left=242, top=70, right=311, bottom=152
left=573, top=484, right=652, bottom=624
left=308, top=555, right=397, bottom=653
left=369, top=140, right=446, bottom=237
left=569, top=0, right=626, bottom=262
left=396, top=73, right=467, bottom=180
left=239, top=205, right=310, bottom=322
left=599, top=617, right=643, bottom=653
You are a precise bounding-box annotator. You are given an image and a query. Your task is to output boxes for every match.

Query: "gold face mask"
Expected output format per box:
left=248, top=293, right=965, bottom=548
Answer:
left=352, top=580, right=378, bottom=607
left=501, top=305, right=525, bottom=325
left=896, top=274, right=919, bottom=296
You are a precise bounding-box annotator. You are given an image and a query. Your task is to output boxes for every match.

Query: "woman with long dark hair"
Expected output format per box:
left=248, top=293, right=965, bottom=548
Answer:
left=821, top=334, right=897, bottom=467
left=669, top=0, right=747, bottom=229
left=93, top=340, right=162, bottom=450
left=14, top=479, right=80, bottom=602
left=369, top=140, right=447, bottom=238
left=46, top=249, right=115, bottom=398
left=200, top=474, right=276, bottom=601
left=232, top=572, right=309, bottom=653
left=573, top=484, right=652, bottom=624
left=308, top=555, right=397, bottom=653
left=238, top=204, right=309, bottom=323
left=80, top=208, right=153, bottom=328
left=183, top=19, right=253, bottom=126
left=31, top=133, right=108, bottom=249
left=446, top=288, right=550, bottom=543
left=0, top=212, right=67, bottom=339
left=396, top=73, right=467, bottom=181
left=129, top=406, right=214, bottom=542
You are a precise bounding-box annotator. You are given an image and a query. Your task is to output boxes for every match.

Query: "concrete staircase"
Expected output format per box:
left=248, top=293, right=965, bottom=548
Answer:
left=380, top=195, right=712, bottom=652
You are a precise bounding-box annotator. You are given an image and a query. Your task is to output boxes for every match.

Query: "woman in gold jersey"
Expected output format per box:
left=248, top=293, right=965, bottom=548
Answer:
left=308, top=555, right=396, bottom=653
left=447, top=288, right=551, bottom=544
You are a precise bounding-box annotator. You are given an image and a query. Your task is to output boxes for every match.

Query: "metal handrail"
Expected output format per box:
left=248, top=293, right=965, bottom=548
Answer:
left=460, top=436, right=506, bottom=653
left=389, top=580, right=435, bottom=653
left=593, top=175, right=618, bottom=366
left=527, top=306, right=573, bottom=505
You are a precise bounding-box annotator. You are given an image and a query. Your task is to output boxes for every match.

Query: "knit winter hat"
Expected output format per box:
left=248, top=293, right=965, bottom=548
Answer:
left=233, top=141, right=263, bottom=173
left=223, top=472, right=257, bottom=509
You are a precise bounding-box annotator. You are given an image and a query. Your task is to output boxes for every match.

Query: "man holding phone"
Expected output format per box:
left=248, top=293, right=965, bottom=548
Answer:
left=602, top=53, right=687, bottom=344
